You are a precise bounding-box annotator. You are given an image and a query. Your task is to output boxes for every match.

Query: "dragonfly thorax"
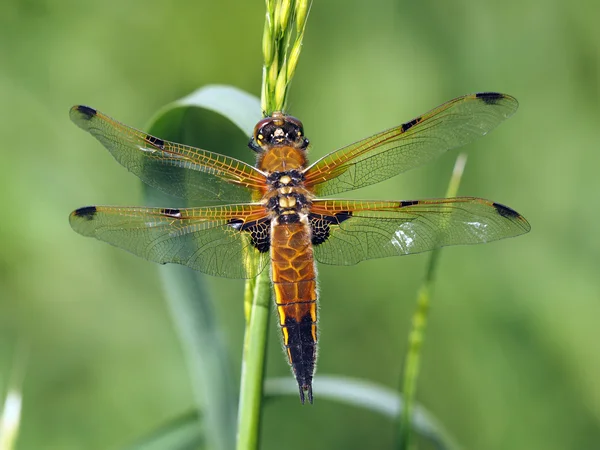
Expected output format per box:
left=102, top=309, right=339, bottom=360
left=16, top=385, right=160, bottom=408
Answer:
left=266, top=170, right=304, bottom=188
left=262, top=170, right=312, bottom=224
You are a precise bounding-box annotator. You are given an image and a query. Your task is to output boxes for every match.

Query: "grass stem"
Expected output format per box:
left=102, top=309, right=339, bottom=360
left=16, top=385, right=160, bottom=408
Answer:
left=398, top=153, right=468, bottom=449
left=236, top=268, right=271, bottom=450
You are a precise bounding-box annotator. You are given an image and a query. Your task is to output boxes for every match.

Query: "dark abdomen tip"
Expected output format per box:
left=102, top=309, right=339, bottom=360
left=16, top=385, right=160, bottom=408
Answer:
left=284, top=314, right=317, bottom=404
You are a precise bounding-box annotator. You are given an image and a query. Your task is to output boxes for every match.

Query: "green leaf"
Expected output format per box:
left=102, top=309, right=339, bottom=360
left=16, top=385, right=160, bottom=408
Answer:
left=265, top=376, right=459, bottom=450
left=143, top=85, right=262, bottom=450
left=149, top=85, right=262, bottom=141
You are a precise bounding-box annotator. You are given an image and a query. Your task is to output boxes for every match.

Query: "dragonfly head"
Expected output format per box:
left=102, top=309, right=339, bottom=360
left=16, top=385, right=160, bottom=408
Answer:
left=251, top=111, right=309, bottom=151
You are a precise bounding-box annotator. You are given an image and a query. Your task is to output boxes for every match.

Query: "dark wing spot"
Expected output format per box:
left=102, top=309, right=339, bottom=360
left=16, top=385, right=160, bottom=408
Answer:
left=310, top=211, right=352, bottom=245
left=75, top=105, right=97, bottom=119
left=73, top=206, right=97, bottom=220
left=493, top=202, right=520, bottom=219
left=335, top=211, right=352, bottom=222
left=228, top=218, right=271, bottom=252
left=161, top=208, right=181, bottom=218
left=399, top=200, right=419, bottom=208
left=146, top=134, right=165, bottom=149
left=401, top=117, right=421, bottom=133
left=475, top=92, right=505, bottom=105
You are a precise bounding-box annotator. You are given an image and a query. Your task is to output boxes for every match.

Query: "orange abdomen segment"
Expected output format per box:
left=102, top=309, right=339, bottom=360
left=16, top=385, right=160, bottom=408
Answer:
left=271, top=220, right=317, bottom=403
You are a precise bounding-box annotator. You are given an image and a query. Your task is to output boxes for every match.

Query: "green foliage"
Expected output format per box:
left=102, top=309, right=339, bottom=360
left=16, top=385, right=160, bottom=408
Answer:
left=1, top=1, right=599, bottom=450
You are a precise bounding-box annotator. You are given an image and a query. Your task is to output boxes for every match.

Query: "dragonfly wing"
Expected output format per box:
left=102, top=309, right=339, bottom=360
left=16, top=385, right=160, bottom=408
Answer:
left=70, top=106, right=265, bottom=204
left=69, top=203, right=270, bottom=278
left=304, top=93, right=518, bottom=196
left=309, top=197, right=530, bottom=265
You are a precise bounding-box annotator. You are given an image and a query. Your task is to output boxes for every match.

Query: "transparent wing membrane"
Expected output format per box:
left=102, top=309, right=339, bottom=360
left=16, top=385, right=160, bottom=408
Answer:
left=304, top=93, right=518, bottom=196
left=70, top=106, right=265, bottom=204
left=310, top=197, right=530, bottom=265
left=69, top=204, right=269, bottom=278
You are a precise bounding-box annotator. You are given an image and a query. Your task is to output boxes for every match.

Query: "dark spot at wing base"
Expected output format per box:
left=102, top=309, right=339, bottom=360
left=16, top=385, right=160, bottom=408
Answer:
left=73, top=206, right=97, bottom=220
left=475, top=92, right=505, bottom=105
left=75, top=105, right=97, bottom=119
left=493, top=202, right=520, bottom=219
left=310, top=211, right=352, bottom=245
left=228, top=217, right=271, bottom=253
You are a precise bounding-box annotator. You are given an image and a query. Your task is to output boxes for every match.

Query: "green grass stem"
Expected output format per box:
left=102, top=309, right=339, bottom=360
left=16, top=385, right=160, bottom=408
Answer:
left=398, top=153, right=468, bottom=450
left=236, top=268, right=271, bottom=450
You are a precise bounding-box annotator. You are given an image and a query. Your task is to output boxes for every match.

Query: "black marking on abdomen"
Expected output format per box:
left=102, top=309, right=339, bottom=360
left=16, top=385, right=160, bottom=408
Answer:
left=73, top=206, right=97, bottom=220
left=493, top=202, right=520, bottom=219
left=401, top=117, right=421, bottom=133
left=279, top=213, right=300, bottom=224
left=75, top=105, right=97, bottom=119
left=310, top=211, right=352, bottom=245
left=475, top=92, right=504, bottom=105
left=146, top=134, right=165, bottom=149
left=284, top=314, right=316, bottom=404
left=228, top=217, right=271, bottom=253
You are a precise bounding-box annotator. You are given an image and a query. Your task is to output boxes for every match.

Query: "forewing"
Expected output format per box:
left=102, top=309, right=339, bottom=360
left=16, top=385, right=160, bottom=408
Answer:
left=70, top=106, right=265, bottom=204
left=304, top=93, right=518, bottom=196
left=69, top=204, right=270, bottom=278
left=309, top=198, right=530, bottom=265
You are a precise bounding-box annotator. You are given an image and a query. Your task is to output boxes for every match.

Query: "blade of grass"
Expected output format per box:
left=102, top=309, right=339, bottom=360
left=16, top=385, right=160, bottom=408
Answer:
left=398, top=154, right=468, bottom=450
left=264, top=376, right=458, bottom=450
left=124, top=410, right=204, bottom=450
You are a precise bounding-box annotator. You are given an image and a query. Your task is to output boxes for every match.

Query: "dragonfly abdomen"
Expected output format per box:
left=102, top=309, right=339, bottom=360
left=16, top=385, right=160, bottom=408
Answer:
left=270, top=218, right=318, bottom=404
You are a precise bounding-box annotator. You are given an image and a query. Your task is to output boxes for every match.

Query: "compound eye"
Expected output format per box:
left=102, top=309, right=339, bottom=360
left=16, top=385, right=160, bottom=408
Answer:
left=253, top=117, right=272, bottom=142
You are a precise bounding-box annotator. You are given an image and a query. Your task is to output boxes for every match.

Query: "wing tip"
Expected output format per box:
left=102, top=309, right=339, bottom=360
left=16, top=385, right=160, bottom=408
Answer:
left=71, top=205, right=97, bottom=221
left=70, top=105, right=97, bottom=119
left=475, top=92, right=518, bottom=109
left=493, top=202, right=531, bottom=232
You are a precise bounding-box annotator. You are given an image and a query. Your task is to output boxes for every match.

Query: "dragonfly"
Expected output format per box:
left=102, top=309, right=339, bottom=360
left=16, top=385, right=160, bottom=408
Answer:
left=69, top=92, right=530, bottom=404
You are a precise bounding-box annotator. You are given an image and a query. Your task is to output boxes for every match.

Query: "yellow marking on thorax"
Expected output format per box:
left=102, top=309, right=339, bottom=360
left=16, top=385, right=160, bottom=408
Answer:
left=278, top=196, right=297, bottom=209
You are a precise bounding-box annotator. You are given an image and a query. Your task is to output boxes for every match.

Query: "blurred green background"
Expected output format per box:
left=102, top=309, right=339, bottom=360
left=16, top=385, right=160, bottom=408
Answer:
left=1, top=0, right=599, bottom=449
